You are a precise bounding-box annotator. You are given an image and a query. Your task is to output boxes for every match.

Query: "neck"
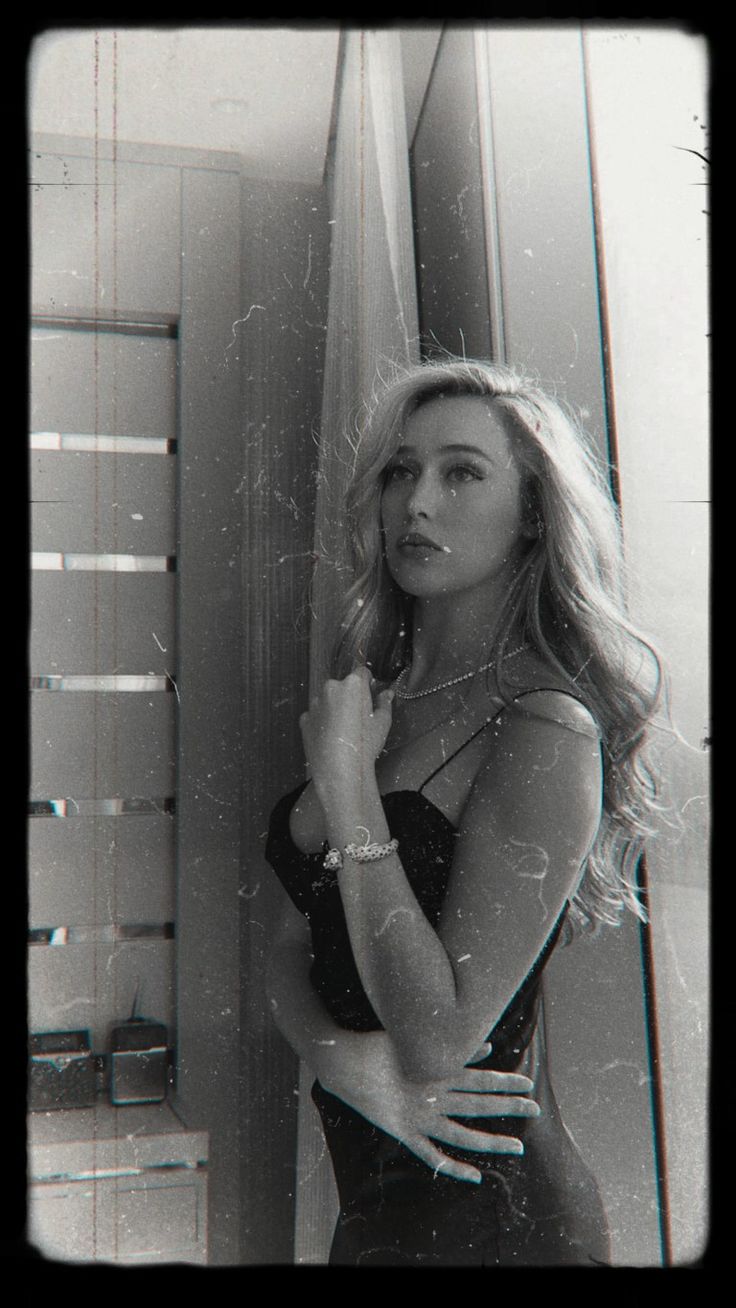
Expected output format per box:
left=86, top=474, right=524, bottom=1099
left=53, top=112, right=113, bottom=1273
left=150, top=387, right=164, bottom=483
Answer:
left=407, top=576, right=519, bottom=687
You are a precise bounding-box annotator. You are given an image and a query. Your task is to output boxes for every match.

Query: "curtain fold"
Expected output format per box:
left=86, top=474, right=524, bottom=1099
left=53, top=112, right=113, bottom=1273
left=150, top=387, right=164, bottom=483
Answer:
left=296, top=29, right=419, bottom=1264
left=308, top=29, right=419, bottom=695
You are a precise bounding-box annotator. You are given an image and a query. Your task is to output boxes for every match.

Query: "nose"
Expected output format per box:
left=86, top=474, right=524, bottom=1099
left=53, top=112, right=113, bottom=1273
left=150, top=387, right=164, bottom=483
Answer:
left=406, top=469, right=438, bottom=520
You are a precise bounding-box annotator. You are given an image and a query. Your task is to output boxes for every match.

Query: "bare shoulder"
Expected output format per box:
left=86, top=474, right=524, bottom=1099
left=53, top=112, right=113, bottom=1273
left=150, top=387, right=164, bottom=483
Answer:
left=502, top=689, right=600, bottom=738
left=496, top=653, right=600, bottom=738
left=466, top=683, right=603, bottom=837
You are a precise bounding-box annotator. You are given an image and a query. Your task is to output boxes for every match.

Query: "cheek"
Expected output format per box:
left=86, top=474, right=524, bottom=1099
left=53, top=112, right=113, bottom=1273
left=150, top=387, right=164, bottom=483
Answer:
left=464, top=492, right=524, bottom=551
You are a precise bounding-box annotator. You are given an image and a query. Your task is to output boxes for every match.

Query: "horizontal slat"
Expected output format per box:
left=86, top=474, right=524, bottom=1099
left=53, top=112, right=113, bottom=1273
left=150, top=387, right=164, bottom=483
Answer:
left=31, top=450, right=175, bottom=554
left=31, top=153, right=181, bottom=317
left=30, top=799, right=175, bottom=817
left=30, top=924, right=174, bottom=945
left=31, top=573, right=176, bottom=674
left=31, top=329, right=177, bottom=437
left=31, top=676, right=174, bottom=692
left=28, top=939, right=176, bottom=1050
left=31, top=433, right=174, bottom=453
left=32, top=553, right=174, bottom=572
left=29, top=1103, right=208, bottom=1193
left=31, top=315, right=177, bottom=338
left=30, top=695, right=176, bottom=797
left=29, top=813, right=175, bottom=926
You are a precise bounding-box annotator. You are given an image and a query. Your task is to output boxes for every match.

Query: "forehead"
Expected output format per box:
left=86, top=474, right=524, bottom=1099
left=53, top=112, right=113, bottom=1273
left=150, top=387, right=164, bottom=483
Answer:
left=401, top=394, right=515, bottom=458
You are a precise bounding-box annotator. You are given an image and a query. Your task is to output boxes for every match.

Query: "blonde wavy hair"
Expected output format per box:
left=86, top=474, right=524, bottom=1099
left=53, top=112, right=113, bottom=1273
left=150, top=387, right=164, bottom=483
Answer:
left=330, top=357, right=666, bottom=937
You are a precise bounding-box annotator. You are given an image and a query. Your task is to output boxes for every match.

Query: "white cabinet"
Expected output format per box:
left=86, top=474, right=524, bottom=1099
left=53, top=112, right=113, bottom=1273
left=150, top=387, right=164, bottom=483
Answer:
left=28, top=1103, right=208, bottom=1264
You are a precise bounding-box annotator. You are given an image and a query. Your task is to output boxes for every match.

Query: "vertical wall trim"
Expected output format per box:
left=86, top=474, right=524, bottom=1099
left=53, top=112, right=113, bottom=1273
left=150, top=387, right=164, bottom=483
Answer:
left=637, top=857, right=674, bottom=1267
left=176, top=164, right=243, bottom=1265
left=474, top=29, right=506, bottom=363
left=580, top=29, right=622, bottom=504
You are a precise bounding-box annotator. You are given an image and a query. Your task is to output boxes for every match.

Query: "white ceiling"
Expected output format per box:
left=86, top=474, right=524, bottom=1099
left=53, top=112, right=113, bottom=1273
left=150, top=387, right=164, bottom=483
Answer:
left=29, top=26, right=442, bottom=186
left=29, top=27, right=341, bottom=185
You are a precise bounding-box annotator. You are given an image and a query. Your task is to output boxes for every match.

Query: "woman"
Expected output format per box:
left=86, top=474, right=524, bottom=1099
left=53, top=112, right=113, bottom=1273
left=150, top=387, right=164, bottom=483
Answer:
left=265, top=358, right=663, bottom=1266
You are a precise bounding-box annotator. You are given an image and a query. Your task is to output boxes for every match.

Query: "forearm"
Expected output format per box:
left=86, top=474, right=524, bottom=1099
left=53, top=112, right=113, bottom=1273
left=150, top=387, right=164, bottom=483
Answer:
left=265, top=924, right=536, bottom=1181
left=265, top=930, right=399, bottom=1096
left=321, top=774, right=471, bottom=1078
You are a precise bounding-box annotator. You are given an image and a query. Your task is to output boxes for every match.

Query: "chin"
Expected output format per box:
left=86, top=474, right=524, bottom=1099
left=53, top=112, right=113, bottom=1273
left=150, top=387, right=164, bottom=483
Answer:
left=392, top=573, right=462, bottom=601
left=386, top=557, right=441, bottom=591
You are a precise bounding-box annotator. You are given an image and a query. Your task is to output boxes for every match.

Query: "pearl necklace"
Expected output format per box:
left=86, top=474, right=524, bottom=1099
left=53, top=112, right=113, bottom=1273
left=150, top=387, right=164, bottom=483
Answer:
left=394, top=646, right=526, bottom=700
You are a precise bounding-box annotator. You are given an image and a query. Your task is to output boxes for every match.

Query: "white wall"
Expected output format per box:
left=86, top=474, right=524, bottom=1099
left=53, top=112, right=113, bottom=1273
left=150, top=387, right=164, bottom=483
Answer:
left=584, top=26, right=709, bottom=1265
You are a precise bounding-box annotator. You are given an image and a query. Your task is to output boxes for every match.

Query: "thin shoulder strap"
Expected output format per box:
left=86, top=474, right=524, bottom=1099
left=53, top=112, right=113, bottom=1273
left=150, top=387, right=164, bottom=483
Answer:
left=418, top=688, right=592, bottom=793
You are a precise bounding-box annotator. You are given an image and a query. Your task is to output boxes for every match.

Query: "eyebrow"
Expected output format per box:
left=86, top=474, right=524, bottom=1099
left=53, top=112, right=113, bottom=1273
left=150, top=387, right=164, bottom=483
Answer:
left=394, top=443, right=496, bottom=463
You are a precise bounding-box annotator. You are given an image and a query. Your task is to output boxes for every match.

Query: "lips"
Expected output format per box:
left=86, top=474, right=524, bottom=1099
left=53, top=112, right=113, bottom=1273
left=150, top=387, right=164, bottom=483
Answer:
left=398, top=531, right=441, bottom=550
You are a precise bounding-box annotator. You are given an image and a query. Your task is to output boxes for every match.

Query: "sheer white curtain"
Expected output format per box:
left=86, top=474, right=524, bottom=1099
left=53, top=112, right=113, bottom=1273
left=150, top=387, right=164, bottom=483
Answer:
left=308, top=28, right=420, bottom=692
left=296, top=29, right=419, bottom=1263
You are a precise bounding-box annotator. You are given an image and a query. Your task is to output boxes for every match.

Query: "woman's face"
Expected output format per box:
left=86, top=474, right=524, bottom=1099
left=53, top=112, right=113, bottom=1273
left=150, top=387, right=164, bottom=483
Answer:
left=380, top=394, right=532, bottom=601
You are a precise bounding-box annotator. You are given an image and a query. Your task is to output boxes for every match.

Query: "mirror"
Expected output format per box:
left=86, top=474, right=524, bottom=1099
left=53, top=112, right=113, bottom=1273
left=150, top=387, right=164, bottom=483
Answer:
left=27, top=24, right=708, bottom=1267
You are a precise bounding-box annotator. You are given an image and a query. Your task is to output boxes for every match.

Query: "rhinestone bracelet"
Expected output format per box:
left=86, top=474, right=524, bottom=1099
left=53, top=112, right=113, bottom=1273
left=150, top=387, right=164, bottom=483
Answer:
left=322, top=838, right=399, bottom=870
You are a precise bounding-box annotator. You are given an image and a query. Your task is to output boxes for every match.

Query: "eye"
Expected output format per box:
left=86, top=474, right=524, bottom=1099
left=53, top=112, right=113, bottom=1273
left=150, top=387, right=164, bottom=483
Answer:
left=384, top=462, right=415, bottom=483
left=447, top=464, right=483, bottom=482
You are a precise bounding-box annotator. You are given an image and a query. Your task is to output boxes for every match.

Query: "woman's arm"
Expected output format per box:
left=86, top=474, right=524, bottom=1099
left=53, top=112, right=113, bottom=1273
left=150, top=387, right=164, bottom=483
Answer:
left=301, top=672, right=602, bottom=1081
left=266, top=895, right=541, bottom=1181
left=265, top=892, right=368, bottom=1092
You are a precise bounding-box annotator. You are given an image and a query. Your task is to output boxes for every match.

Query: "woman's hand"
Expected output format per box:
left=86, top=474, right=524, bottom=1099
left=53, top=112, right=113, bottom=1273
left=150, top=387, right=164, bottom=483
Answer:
left=299, top=666, right=394, bottom=802
left=320, top=1032, right=540, bottom=1184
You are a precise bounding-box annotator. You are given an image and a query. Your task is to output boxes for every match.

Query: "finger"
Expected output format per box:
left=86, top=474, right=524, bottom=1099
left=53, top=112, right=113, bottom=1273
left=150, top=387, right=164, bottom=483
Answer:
left=345, top=666, right=373, bottom=704
left=466, top=1042, right=493, bottom=1065
left=441, top=1092, right=540, bottom=1119
left=371, top=688, right=395, bottom=719
left=405, top=1136, right=482, bottom=1185
left=431, top=1121, right=524, bottom=1156
left=451, top=1070, right=535, bottom=1094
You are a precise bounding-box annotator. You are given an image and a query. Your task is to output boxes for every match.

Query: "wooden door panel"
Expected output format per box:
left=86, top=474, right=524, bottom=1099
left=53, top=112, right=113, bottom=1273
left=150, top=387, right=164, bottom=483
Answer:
left=30, top=693, right=176, bottom=796
left=30, top=572, right=176, bottom=674
left=31, top=328, right=177, bottom=436
left=29, top=813, right=175, bottom=927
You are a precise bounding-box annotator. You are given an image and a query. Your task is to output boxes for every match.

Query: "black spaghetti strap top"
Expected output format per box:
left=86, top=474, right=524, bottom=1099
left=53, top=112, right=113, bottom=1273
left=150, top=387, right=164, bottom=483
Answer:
left=265, top=687, right=595, bottom=1068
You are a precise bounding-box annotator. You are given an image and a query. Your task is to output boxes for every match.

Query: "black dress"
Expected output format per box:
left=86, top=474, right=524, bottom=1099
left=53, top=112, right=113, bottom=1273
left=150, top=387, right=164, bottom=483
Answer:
left=265, top=705, right=611, bottom=1267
